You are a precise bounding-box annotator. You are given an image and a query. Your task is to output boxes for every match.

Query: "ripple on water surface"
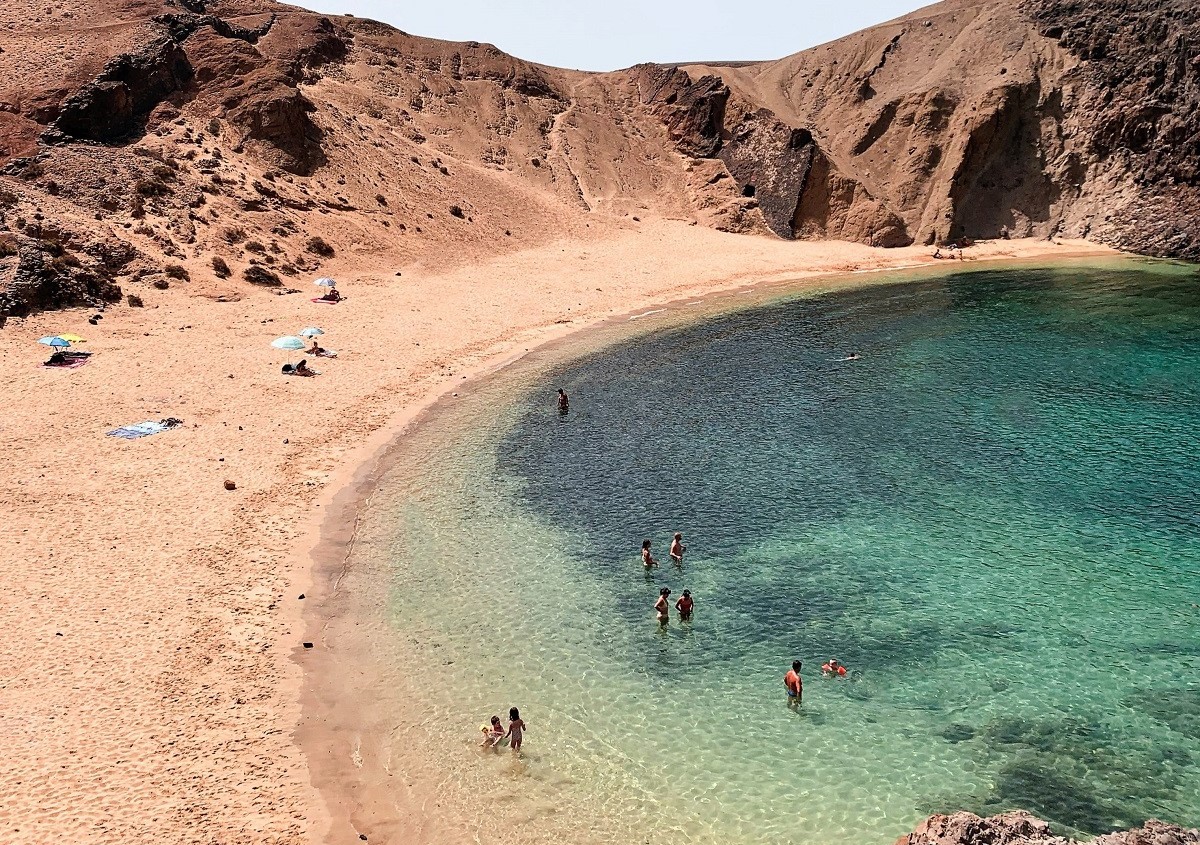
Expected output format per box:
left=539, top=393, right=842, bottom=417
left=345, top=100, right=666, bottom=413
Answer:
left=349, top=263, right=1200, bottom=845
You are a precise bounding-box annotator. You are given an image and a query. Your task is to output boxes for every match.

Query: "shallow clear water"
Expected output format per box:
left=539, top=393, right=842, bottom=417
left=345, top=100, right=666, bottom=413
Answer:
left=348, top=262, right=1200, bottom=844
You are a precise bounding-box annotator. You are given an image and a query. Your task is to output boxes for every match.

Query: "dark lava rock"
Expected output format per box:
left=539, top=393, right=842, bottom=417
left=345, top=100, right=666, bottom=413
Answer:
left=634, top=64, right=729, bottom=158
left=51, top=37, right=193, bottom=143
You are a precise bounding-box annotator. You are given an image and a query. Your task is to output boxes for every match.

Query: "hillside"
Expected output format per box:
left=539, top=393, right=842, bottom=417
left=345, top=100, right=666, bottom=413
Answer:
left=0, top=0, right=1196, bottom=320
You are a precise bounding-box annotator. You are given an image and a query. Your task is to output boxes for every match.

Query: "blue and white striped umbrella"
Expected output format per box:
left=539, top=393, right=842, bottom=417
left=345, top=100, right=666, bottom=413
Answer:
left=298, top=327, right=324, bottom=337
left=314, top=277, right=336, bottom=288
left=38, top=336, right=71, bottom=348
left=271, top=336, right=307, bottom=350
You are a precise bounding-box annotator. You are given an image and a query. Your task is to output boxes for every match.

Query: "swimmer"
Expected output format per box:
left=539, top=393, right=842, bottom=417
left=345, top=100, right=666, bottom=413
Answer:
left=641, top=539, right=659, bottom=568
left=674, top=589, right=693, bottom=621
left=784, top=660, right=803, bottom=706
left=655, top=587, right=671, bottom=625
left=505, top=707, right=526, bottom=754
left=480, top=715, right=505, bottom=748
left=821, top=658, right=847, bottom=677
left=669, top=532, right=686, bottom=564
left=556, top=387, right=569, bottom=414
left=841, top=352, right=861, bottom=361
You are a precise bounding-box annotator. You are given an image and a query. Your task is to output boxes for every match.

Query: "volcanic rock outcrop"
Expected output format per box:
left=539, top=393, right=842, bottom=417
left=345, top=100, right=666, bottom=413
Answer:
left=2, top=0, right=1199, bottom=317
left=896, top=812, right=1199, bottom=845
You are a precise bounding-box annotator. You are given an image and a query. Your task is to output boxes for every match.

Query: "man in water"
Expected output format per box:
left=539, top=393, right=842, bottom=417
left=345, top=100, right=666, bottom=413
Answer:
left=556, top=388, right=569, bottom=414
left=784, top=660, right=803, bottom=706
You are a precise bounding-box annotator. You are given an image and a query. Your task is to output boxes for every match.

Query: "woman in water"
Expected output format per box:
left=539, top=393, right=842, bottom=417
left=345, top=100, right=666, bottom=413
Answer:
left=669, top=532, right=686, bottom=564
left=506, top=707, right=526, bottom=754
left=655, top=587, right=671, bottom=625
left=641, top=539, right=658, bottom=569
left=674, top=589, right=693, bottom=621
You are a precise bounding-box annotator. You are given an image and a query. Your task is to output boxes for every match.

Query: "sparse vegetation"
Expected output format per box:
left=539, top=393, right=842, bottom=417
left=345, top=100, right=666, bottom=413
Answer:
left=223, top=226, right=246, bottom=244
left=0, top=189, right=18, bottom=208
left=212, top=256, right=231, bottom=278
left=243, top=266, right=281, bottom=286
left=244, top=240, right=266, bottom=253
left=449, top=205, right=465, bottom=219
left=164, top=264, right=190, bottom=281
left=305, top=236, right=335, bottom=257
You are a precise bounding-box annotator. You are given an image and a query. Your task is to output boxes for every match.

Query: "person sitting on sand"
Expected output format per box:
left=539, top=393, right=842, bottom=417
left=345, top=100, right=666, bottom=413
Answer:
left=785, top=660, right=803, bottom=706
left=674, top=589, right=693, bottom=621
left=557, top=388, right=569, bottom=414
left=294, top=359, right=317, bottom=377
left=821, top=658, right=847, bottom=677
left=307, top=340, right=326, bottom=355
left=641, top=539, right=658, bottom=569
left=669, top=532, right=686, bottom=564
left=655, top=587, right=671, bottom=625
left=320, top=287, right=342, bottom=302
left=933, top=248, right=943, bottom=259
left=46, top=351, right=69, bottom=366
left=505, top=707, right=526, bottom=754
left=480, top=715, right=505, bottom=749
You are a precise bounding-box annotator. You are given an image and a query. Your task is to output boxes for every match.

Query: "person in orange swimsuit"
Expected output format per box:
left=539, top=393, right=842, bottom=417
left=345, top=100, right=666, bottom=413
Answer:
left=784, top=661, right=803, bottom=706
left=821, top=658, right=847, bottom=677
left=674, top=589, right=693, bottom=621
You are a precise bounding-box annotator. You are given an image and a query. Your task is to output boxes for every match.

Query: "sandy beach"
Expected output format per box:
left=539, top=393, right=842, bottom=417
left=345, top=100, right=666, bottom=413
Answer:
left=0, top=223, right=1116, bottom=844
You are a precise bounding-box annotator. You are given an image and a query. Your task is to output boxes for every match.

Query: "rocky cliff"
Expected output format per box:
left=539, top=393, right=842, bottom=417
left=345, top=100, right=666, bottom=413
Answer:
left=1, top=0, right=1197, bottom=317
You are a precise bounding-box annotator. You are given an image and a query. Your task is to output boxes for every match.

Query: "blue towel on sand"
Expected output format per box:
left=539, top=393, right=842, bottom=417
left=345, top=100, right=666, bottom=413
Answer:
left=107, top=421, right=169, bottom=440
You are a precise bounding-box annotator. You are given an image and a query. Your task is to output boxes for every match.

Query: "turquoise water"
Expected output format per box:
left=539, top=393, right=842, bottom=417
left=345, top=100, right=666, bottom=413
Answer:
left=345, top=262, right=1200, bottom=845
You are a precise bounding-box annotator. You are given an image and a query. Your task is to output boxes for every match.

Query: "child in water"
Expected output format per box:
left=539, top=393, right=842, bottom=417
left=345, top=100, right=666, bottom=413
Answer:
left=506, top=707, right=526, bottom=754
left=641, top=539, right=658, bottom=568
left=674, top=589, right=693, bottom=621
left=480, top=715, right=505, bottom=748
left=669, top=532, right=686, bottom=564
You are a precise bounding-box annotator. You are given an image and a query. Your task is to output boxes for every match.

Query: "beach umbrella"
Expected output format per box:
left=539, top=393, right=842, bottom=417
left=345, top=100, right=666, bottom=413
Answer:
left=314, top=277, right=336, bottom=288
left=271, top=335, right=307, bottom=368
left=38, top=336, right=71, bottom=349
left=56, top=333, right=86, bottom=343
left=298, top=327, right=324, bottom=337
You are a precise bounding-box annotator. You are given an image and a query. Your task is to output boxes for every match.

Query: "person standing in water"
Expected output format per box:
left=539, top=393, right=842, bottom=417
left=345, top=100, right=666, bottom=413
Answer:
left=641, top=539, right=658, bottom=569
left=674, top=589, right=693, bottom=621
left=655, top=587, right=671, bottom=625
left=506, top=707, right=526, bottom=754
left=669, top=532, right=686, bottom=564
left=784, top=660, right=803, bottom=706
left=556, top=388, right=569, bottom=414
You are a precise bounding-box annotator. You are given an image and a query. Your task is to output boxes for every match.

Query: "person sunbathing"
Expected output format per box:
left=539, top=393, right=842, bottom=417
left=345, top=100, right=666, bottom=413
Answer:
left=46, top=351, right=69, bottom=366
left=293, top=359, right=317, bottom=376
left=307, top=340, right=326, bottom=355
left=319, top=287, right=342, bottom=302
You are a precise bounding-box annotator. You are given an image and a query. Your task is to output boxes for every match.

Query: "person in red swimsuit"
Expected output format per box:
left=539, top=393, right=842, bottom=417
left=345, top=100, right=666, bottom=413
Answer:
left=784, top=661, right=803, bottom=706
left=821, top=658, right=847, bottom=677
left=674, top=589, right=693, bottom=621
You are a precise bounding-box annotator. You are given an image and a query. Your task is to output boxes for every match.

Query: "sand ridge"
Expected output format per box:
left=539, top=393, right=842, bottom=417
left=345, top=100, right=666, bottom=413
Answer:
left=0, top=221, right=1114, bottom=843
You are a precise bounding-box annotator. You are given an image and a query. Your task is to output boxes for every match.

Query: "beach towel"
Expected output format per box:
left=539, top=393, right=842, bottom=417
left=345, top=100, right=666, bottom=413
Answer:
left=107, top=421, right=169, bottom=439
left=311, top=297, right=342, bottom=305
left=284, top=369, right=321, bottom=377
left=43, top=357, right=90, bottom=370
left=315, top=350, right=338, bottom=358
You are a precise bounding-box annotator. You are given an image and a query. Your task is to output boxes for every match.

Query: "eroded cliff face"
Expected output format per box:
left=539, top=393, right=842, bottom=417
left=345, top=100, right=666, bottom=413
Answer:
left=1, top=0, right=1198, bottom=317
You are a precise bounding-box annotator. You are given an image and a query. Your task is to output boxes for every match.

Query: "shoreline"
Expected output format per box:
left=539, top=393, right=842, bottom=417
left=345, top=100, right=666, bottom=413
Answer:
left=0, top=223, right=1121, bottom=844
left=293, top=236, right=1124, bottom=844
